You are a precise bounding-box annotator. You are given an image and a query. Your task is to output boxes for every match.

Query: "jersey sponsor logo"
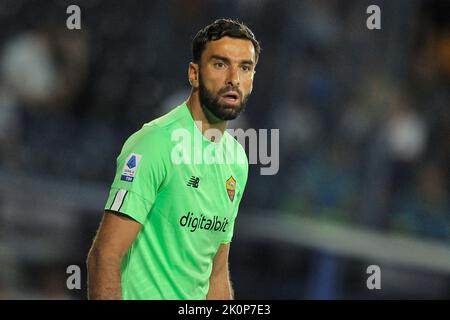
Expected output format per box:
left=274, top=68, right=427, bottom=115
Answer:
left=187, top=176, right=200, bottom=188
left=120, top=153, right=142, bottom=182
left=226, top=176, right=236, bottom=202
left=180, top=211, right=229, bottom=233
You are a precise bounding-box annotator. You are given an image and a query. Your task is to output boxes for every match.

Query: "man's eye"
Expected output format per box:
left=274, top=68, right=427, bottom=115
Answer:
left=242, top=65, right=251, bottom=72
left=214, top=62, right=225, bottom=68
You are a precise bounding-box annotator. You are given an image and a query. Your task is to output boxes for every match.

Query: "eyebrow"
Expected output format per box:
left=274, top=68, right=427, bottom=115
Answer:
left=209, top=55, right=254, bottom=66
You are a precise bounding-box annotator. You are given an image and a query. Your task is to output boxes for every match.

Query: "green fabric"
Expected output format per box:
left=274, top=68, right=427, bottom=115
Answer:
left=104, top=102, right=248, bottom=299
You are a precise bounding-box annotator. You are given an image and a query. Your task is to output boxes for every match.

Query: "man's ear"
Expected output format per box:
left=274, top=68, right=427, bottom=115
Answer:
left=188, top=62, right=199, bottom=88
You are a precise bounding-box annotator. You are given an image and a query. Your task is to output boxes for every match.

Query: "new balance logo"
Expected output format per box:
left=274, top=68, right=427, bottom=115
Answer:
left=187, top=176, right=200, bottom=188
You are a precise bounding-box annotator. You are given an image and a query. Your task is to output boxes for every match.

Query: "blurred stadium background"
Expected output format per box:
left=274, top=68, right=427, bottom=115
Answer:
left=0, top=0, right=449, bottom=299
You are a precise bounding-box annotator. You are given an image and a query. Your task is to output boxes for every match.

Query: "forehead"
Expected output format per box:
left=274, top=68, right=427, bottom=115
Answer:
left=202, top=36, right=255, bottom=63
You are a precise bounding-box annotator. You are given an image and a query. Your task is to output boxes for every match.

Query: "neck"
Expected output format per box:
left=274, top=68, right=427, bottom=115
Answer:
left=186, top=90, right=228, bottom=140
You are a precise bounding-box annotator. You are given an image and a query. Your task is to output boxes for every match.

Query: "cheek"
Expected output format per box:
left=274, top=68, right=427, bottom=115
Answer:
left=202, top=70, right=224, bottom=89
left=243, top=79, right=254, bottom=95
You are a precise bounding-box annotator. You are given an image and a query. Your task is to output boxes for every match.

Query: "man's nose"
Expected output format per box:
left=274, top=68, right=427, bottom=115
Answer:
left=226, top=65, right=240, bottom=87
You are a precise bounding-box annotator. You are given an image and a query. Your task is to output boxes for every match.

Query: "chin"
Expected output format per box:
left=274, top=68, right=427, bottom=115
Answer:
left=218, top=108, right=242, bottom=121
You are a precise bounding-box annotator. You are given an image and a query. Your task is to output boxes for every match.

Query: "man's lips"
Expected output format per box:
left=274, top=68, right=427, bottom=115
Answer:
left=220, top=91, right=240, bottom=105
left=222, top=91, right=239, bottom=99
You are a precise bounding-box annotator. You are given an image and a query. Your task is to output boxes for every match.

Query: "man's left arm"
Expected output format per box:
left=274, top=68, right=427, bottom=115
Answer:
left=206, top=243, right=234, bottom=300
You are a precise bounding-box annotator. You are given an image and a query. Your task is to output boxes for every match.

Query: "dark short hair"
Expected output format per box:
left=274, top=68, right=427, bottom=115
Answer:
left=192, top=18, right=261, bottom=64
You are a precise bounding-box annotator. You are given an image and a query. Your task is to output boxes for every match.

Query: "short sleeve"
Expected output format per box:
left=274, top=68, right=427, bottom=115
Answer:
left=220, top=190, right=244, bottom=244
left=104, top=125, right=170, bottom=224
left=221, top=152, right=249, bottom=244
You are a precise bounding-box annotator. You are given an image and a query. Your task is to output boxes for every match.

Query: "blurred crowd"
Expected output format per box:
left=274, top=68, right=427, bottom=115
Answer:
left=0, top=0, right=449, bottom=299
left=0, top=0, right=449, bottom=240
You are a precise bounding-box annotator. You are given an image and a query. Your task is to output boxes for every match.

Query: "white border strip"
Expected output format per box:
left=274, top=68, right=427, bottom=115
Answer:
left=110, top=189, right=127, bottom=211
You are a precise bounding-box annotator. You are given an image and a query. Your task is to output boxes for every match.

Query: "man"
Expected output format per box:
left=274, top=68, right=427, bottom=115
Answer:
left=87, top=19, right=260, bottom=300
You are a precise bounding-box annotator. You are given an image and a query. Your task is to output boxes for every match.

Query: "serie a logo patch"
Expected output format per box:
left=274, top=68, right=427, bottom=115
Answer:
left=120, top=153, right=142, bottom=182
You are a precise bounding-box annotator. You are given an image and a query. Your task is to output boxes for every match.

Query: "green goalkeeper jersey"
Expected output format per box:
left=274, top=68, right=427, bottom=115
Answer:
left=104, top=102, right=248, bottom=300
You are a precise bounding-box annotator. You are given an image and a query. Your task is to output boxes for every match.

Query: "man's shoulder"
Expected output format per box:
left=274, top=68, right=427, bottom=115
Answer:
left=121, top=104, right=189, bottom=155
left=143, top=103, right=189, bottom=132
left=225, top=131, right=248, bottom=158
left=223, top=131, right=249, bottom=175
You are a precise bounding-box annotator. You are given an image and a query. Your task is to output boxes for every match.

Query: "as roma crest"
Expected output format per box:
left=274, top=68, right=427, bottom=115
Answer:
left=226, top=176, right=236, bottom=202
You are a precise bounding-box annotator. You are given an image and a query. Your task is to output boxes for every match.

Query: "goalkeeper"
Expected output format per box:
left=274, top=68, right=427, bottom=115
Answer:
left=87, top=18, right=260, bottom=300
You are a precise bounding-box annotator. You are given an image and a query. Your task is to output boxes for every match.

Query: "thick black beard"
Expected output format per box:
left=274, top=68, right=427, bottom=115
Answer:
left=198, top=76, right=248, bottom=121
